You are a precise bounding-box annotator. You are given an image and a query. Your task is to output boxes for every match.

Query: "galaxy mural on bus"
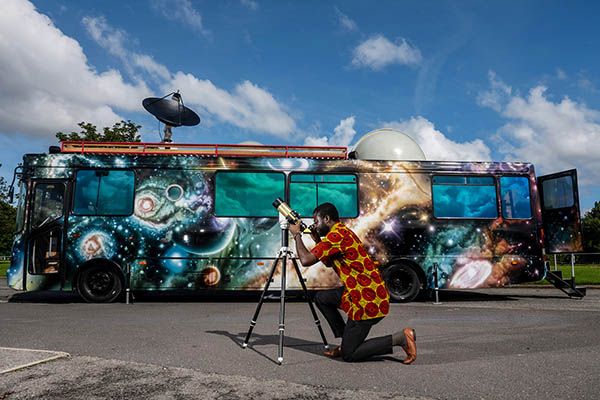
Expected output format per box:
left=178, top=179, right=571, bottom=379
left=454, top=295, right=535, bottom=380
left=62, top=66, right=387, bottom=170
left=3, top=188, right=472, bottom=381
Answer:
left=8, top=152, right=579, bottom=293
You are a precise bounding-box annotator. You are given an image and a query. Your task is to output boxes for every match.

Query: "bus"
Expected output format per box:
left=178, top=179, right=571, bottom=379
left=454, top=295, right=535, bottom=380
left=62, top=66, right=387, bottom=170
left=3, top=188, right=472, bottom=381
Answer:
left=7, top=135, right=584, bottom=302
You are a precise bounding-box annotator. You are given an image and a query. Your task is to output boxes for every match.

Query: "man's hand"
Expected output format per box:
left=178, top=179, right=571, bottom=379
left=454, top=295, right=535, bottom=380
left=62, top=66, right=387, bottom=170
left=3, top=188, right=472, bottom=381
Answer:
left=288, top=221, right=302, bottom=237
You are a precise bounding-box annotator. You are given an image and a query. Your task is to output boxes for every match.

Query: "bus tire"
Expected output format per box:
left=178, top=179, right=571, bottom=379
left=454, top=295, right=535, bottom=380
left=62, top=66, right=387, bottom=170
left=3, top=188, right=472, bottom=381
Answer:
left=383, top=263, right=421, bottom=303
left=77, top=263, right=123, bottom=303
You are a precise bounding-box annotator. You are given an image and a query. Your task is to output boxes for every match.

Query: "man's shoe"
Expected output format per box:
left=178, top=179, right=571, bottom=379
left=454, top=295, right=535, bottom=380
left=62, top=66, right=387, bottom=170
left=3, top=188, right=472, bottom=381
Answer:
left=401, top=328, right=417, bottom=365
left=323, top=345, right=342, bottom=358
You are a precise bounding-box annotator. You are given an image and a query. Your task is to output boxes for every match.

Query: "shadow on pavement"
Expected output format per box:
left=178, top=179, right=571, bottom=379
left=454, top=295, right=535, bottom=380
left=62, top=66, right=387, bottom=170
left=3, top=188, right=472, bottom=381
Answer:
left=205, top=330, right=404, bottom=365
left=206, top=329, right=328, bottom=365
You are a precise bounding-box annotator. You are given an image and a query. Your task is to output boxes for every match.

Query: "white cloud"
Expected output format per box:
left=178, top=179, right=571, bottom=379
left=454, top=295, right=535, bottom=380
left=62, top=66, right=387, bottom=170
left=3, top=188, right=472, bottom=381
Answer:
left=151, top=0, right=208, bottom=36
left=556, top=68, right=567, bottom=80
left=492, top=85, right=600, bottom=184
left=476, top=70, right=512, bottom=112
left=83, top=16, right=172, bottom=82
left=167, top=73, right=295, bottom=138
left=0, top=0, right=151, bottom=138
left=334, top=7, right=358, bottom=32
left=83, top=13, right=296, bottom=138
left=304, top=116, right=357, bottom=146
left=132, top=54, right=172, bottom=82
left=240, top=0, right=258, bottom=11
left=82, top=16, right=128, bottom=58
left=352, top=35, right=422, bottom=70
left=382, top=117, right=492, bottom=161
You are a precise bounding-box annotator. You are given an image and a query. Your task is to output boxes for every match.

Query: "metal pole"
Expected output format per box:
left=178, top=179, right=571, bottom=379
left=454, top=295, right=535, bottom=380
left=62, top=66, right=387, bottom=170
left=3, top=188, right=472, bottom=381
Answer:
left=433, top=262, right=441, bottom=305
left=570, top=253, right=576, bottom=288
left=277, top=225, right=288, bottom=365
left=553, top=254, right=558, bottom=271
left=126, top=263, right=132, bottom=304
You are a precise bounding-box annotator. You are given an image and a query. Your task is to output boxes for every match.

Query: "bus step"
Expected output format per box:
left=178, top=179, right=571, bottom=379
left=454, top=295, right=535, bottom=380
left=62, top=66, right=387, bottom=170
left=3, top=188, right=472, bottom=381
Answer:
left=565, top=287, right=586, bottom=298
left=545, top=270, right=587, bottom=298
left=550, top=270, right=563, bottom=279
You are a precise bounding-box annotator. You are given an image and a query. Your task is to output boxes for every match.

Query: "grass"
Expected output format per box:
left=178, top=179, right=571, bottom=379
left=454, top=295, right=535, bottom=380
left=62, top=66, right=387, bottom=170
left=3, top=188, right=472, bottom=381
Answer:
left=0, top=260, right=8, bottom=277
left=541, top=264, right=600, bottom=285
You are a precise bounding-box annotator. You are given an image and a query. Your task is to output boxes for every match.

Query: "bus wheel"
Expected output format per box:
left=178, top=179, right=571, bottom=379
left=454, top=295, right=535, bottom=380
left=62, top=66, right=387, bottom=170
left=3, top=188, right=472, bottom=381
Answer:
left=77, top=264, right=123, bottom=303
left=384, top=264, right=421, bottom=303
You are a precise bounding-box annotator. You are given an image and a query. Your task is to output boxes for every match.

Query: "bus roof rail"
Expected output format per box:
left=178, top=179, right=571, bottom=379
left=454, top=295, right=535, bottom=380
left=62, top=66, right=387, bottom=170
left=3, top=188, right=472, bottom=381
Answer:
left=59, top=141, right=348, bottom=159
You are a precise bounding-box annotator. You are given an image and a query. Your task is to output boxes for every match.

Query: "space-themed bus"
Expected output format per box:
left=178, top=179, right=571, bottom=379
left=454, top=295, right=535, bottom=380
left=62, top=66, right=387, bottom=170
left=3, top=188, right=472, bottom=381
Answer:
left=6, top=129, right=584, bottom=302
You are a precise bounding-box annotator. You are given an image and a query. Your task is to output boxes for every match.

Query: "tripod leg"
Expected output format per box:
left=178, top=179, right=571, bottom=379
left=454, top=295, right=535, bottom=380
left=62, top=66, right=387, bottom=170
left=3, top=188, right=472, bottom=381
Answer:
left=292, top=259, right=329, bottom=349
left=243, top=257, right=279, bottom=348
left=277, top=252, right=288, bottom=365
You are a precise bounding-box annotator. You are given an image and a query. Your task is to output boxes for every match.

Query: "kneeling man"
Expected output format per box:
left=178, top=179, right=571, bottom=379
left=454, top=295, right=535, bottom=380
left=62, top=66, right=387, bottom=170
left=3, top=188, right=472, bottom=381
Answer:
left=289, top=202, right=417, bottom=364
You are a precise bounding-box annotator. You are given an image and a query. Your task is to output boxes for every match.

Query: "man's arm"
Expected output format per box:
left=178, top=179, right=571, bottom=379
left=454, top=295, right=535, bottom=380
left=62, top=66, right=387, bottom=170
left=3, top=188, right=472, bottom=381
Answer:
left=293, top=234, right=319, bottom=266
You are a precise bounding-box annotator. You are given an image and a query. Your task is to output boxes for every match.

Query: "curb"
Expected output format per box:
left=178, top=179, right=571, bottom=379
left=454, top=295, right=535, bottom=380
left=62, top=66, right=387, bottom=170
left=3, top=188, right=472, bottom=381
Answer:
left=0, top=347, right=70, bottom=374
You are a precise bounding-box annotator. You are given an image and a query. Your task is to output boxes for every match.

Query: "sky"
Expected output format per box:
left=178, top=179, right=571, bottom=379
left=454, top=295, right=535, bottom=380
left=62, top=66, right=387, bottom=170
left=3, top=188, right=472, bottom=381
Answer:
left=1, top=0, right=599, bottom=212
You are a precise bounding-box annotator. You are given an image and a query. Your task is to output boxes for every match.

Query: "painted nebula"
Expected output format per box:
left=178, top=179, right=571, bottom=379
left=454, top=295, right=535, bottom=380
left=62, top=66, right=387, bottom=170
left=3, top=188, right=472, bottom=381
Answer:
left=8, top=152, right=582, bottom=293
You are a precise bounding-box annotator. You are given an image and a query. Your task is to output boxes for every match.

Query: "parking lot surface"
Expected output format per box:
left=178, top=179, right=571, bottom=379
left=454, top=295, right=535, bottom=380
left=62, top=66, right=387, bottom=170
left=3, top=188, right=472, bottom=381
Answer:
left=1, top=282, right=599, bottom=399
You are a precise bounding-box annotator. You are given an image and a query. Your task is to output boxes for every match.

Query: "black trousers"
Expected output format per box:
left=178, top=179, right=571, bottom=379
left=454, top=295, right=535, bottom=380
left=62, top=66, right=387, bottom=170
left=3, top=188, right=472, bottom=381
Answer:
left=314, top=287, right=393, bottom=362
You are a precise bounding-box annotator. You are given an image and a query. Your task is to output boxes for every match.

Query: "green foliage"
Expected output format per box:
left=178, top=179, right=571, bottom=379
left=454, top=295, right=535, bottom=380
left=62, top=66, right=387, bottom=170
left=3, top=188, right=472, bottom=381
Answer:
left=0, top=167, right=16, bottom=255
left=0, top=261, right=7, bottom=276
left=582, top=201, right=600, bottom=252
left=56, top=120, right=142, bottom=142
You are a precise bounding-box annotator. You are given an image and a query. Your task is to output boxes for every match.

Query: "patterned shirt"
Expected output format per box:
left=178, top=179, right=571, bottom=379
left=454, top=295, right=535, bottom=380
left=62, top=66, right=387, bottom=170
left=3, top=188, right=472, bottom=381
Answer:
left=311, top=222, right=390, bottom=321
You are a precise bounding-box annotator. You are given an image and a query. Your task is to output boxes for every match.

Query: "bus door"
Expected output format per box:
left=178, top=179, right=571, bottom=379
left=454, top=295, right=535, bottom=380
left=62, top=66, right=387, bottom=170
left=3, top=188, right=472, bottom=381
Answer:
left=538, top=169, right=583, bottom=253
left=26, top=180, right=69, bottom=281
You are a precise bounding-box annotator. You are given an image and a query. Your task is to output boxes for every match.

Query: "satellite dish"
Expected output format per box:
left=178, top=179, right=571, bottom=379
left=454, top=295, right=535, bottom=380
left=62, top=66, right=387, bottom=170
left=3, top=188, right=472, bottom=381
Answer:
left=142, top=91, right=200, bottom=142
left=351, top=128, right=426, bottom=161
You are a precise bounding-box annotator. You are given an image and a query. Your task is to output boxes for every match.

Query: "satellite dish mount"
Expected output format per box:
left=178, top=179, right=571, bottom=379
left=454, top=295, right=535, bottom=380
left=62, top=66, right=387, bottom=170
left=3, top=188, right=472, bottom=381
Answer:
left=142, top=91, right=200, bottom=143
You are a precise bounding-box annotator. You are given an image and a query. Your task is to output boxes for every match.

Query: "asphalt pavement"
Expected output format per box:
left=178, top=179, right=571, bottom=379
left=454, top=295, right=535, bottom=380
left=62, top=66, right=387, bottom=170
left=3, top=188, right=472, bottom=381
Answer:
left=1, top=279, right=599, bottom=399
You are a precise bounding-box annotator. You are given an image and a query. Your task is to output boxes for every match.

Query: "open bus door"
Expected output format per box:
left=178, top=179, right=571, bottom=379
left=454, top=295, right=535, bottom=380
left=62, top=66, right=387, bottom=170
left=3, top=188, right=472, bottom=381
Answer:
left=538, top=169, right=585, bottom=298
left=538, top=169, right=583, bottom=254
left=25, top=180, right=69, bottom=288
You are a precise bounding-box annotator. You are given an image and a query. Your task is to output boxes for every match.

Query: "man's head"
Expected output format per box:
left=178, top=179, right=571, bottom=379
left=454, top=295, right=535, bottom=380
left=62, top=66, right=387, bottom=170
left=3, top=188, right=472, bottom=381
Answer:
left=312, top=202, right=340, bottom=236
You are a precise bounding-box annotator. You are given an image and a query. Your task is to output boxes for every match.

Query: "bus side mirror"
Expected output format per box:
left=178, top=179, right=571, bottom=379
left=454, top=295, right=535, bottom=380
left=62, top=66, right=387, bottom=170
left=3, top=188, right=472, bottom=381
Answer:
left=8, top=186, right=14, bottom=203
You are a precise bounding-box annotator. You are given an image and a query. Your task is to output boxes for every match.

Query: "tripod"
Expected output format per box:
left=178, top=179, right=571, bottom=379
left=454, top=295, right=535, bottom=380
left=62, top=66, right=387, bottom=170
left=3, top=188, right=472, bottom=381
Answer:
left=242, top=218, right=329, bottom=364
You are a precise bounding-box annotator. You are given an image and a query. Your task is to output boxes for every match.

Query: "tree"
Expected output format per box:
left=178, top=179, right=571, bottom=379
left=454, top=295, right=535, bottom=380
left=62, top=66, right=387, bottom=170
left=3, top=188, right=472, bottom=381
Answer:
left=56, top=120, right=142, bottom=142
left=582, top=201, right=600, bottom=253
left=0, top=166, right=16, bottom=255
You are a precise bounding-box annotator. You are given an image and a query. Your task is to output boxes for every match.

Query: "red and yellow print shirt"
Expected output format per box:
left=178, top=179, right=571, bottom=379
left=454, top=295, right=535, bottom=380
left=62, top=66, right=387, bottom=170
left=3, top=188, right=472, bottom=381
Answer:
left=311, top=222, right=390, bottom=321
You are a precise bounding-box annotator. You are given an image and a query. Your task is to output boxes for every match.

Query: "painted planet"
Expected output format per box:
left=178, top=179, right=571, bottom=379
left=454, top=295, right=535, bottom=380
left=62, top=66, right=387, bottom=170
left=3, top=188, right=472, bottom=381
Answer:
left=449, top=260, right=493, bottom=288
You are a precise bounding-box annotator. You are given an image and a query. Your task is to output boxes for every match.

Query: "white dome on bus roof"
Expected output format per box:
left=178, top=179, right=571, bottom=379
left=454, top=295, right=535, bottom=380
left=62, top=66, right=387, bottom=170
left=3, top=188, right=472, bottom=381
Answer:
left=352, top=128, right=426, bottom=161
left=238, top=140, right=263, bottom=145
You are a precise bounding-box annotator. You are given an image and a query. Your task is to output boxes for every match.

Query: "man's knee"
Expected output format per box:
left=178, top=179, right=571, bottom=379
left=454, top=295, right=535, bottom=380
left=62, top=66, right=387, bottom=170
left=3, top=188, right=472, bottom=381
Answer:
left=341, top=349, right=357, bottom=363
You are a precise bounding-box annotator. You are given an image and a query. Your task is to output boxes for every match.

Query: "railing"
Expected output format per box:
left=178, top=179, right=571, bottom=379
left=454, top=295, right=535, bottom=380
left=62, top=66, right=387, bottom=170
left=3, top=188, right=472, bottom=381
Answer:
left=60, top=141, right=348, bottom=159
left=549, top=252, right=600, bottom=282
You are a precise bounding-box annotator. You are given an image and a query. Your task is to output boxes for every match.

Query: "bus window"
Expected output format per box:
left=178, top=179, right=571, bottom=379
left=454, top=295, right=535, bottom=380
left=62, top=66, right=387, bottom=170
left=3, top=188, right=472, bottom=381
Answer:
left=32, top=183, right=65, bottom=228
left=289, top=174, right=358, bottom=218
left=500, top=177, right=531, bottom=219
left=15, top=182, right=26, bottom=232
left=215, top=172, right=284, bottom=217
left=74, top=170, right=135, bottom=215
left=432, top=175, right=497, bottom=219
left=541, top=175, right=574, bottom=210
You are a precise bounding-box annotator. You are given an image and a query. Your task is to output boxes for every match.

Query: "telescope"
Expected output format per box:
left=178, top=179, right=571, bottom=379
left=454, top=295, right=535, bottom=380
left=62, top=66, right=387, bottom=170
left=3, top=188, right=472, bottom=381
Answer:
left=272, top=198, right=313, bottom=233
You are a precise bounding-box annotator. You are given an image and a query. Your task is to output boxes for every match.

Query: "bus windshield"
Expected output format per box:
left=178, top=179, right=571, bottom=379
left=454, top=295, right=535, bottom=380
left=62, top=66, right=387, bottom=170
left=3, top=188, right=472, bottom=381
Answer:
left=32, top=183, right=64, bottom=228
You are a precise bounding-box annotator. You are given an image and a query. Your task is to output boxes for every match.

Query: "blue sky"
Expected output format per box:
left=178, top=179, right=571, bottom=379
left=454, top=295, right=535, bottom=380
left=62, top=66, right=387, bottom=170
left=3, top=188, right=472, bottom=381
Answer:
left=1, top=0, right=599, bottom=211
